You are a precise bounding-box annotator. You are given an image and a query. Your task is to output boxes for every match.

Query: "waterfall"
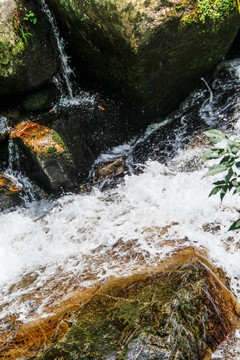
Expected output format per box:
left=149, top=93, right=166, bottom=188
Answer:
left=40, top=0, right=74, bottom=99
left=40, top=0, right=95, bottom=108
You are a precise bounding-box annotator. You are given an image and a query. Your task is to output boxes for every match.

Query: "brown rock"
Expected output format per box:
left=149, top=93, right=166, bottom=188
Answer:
left=93, top=157, right=128, bottom=183
left=0, top=173, right=22, bottom=210
left=0, top=247, right=239, bottom=360
left=10, top=121, right=75, bottom=191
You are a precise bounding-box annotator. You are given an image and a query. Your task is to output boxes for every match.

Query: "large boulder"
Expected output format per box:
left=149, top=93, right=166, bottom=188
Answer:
left=2, top=248, right=238, bottom=360
left=46, top=0, right=240, bottom=113
left=0, top=0, right=59, bottom=95
left=37, top=251, right=240, bottom=359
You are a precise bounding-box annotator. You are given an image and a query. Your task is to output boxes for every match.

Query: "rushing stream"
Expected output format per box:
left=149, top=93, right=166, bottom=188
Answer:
left=1, top=6, right=240, bottom=357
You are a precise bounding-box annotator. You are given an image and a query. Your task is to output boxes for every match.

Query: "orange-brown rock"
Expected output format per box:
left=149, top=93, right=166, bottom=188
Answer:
left=0, top=173, right=22, bottom=210
left=10, top=121, right=74, bottom=190
left=10, top=121, right=64, bottom=157
left=0, top=247, right=239, bottom=360
left=93, top=157, right=128, bottom=183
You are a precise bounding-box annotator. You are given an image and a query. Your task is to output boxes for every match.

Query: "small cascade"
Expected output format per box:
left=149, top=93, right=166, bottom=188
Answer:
left=4, top=139, right=37, bottom=205
left=40, top=0, right=95, bottom=108
left=40, top=0, right=74, bottom=100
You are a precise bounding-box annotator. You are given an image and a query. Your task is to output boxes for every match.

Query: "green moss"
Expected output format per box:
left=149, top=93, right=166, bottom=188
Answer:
left=198, top=0, right=235, bottom=24
left=46, top=146, right=59, bottom=157
left=181, top=0, right=239, bottom=32
left=51, top=131, right=74, bottom=165
left=52, top=131, right=68, bottom=152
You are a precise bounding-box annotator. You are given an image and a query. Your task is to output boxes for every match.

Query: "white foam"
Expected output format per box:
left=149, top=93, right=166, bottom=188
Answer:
left=0, top=144, right=240, bottom=296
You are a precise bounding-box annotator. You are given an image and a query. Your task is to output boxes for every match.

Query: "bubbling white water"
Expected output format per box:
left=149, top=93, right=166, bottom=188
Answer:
left=1, top=59, right=240, bottom=358
left=1, top=138, right=240, bottom=300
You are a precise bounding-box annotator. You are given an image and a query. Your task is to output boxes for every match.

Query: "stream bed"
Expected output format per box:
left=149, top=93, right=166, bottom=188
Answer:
left=1, top=57, right=240, bottom=358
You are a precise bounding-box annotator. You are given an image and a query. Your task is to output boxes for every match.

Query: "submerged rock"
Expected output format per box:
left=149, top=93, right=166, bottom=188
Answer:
left=47, top=0, right=239, bottom=114
left=10, top=121, right=75, bottom=191
left=0, top=173, right=22, bottom=210
left=2, top=248, right=238, bottom=360
left=0, top=0, right=59, bottom=95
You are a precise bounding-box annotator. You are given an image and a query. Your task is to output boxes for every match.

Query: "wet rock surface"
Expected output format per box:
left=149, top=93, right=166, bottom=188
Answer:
left=47, top=0, right=239, bottom=113
left=10, top=121, right=75, bottom=191
left=0, top=173, right=23, bottom=210
left=39, top=254, right=239, bottom=360
left=1, top=248, right=238, bottom=360
left=93, top=157, right=128, bottom=183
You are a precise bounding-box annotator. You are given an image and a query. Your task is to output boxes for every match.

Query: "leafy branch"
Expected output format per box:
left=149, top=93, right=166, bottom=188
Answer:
left=202, top=129, right=240, bottom=230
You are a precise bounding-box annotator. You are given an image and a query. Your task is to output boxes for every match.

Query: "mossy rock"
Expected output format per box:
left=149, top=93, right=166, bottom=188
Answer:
left=0, top=0, right=59, bottom=96
left=37, top=250, right=240, bottom=360
left=47, top=0, right=240, bottom=114
left=10, top=121, right=75, bottom=191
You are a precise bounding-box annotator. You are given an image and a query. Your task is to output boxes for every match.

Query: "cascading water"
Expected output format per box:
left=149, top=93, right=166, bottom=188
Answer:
left=4, top=139, right=37, bottom=205
left=40, top=0, right=74, bottom=99
left=40, top=0, right=95, bottom=108
left=1, top=56, right=240, bottom=359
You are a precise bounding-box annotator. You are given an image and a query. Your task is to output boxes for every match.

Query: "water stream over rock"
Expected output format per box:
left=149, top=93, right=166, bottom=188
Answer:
left=0, top=56, right=240, bottom=358
left=40, top=0, right=95, bottom=108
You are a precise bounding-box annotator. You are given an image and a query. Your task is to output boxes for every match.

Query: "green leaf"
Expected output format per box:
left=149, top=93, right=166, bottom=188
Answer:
left=209, top=186, right=222, bottom=197
left=213, top=180, right=226, bottom=185
left=231, top=178, right=239, bottom=187
left=220, top=186, right=228, bottom=201
left=201, top=149, right=219, bottom=162
left=229, top=219, right=240, bottom=231
left=228, top=140, right=240, bottom=154
left=203, top=129, right=225, bottom=139
left=233, top=186, right=240, bottom=194
left=225, top=168, right=233, bottom=183
left=211, top=137, right=225, bottom=144
left=220, top=155, right=231, bottom=164
left=203, top=164, right=227, bottom=178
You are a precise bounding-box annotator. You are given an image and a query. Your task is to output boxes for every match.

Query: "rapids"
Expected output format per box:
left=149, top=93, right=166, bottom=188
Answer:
left=1, top=52, right=240, bottom=360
